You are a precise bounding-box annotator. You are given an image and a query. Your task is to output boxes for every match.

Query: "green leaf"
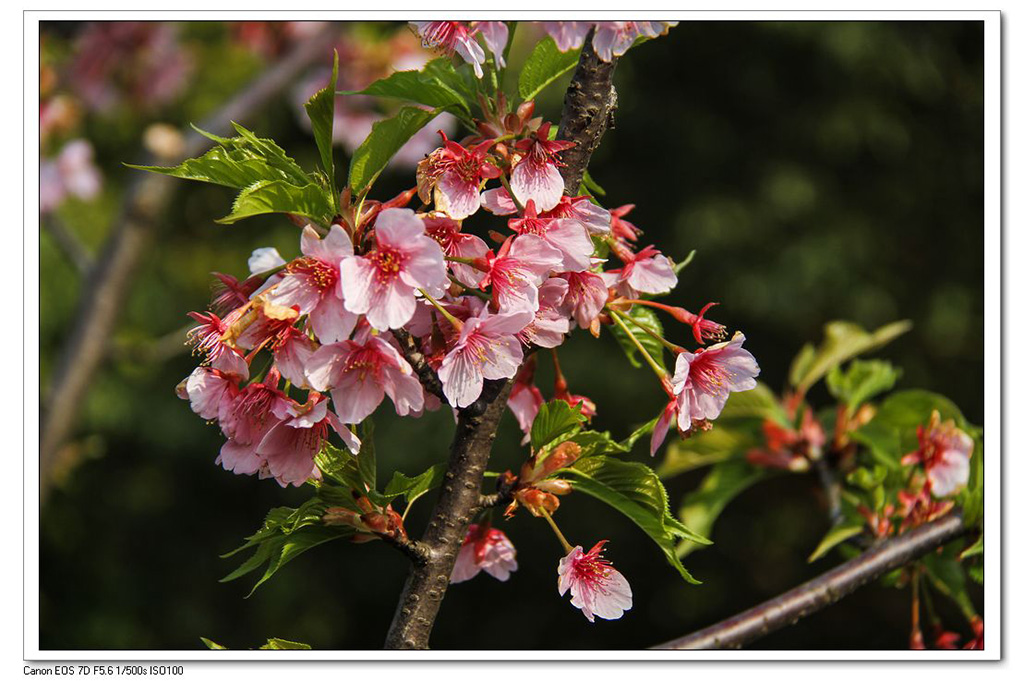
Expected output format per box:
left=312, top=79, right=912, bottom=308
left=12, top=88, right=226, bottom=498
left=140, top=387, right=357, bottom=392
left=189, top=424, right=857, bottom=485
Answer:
left=530, top=400, right=586, bottom=451
left=565, top=456, right=707, bottom=584
left=581, top=169, right=606, bottom=197
left=718, top=382, right=789, bottom=425
left=618, top=416, right=659, bottom=452
left=304, top=50, right=339, bottom=186
left=200, top=637, right=227, bottom=650
left=216, top=180, right=334, bottom=225
left=568, top=430, right=629, bottom=458
left=348, top=107, right=444, bottom=194
left=260, top=638, right=312, bottom=650
left=961, top=533, right=983, bottom=559
left=314, top=442, right=364, bottom=495
left=610, top=307, right=666, bottom=371
left=807, top=520, right=865, bottom=563
left=344, top=59, right=472, bottom=117
left=358, top=418, right=376, bottom=492
left=825, top=359, right=901, bottom=412
left=673, top=249, right=697, bottom=275
left=128, top=147, right=299, bottom=190
left=518, top=37, right=582, bottom=101
left=789, top=320, right=912, bottom=394
left=677, top=460, right=771, bottom=558
left=659, top=423, right=761, bottom=478
left=382, top=463, right=448, bottom=505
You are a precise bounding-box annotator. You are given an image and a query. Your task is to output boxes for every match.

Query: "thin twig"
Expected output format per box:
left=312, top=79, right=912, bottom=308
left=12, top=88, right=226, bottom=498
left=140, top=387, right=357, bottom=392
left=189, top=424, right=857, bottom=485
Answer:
left=43, top=215, right=93, bottom=275
left=651, top=512, right=968, bottom=650
left=39, top=25, right=339, bottom=502
left=391, top=328, right=446, bottom=402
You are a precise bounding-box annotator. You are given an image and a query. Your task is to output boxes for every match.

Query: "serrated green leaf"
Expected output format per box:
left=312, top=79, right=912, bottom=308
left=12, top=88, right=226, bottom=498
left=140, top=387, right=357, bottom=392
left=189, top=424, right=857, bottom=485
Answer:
left=216, top=180, right=334, bottom=225
left=358, top=418, right=376, bottom=492
left=382, top=463, right=448, bottom=505
left=808, top=520, right=865, bottom=563
left=826, top=359, right=901, bottom=412
left=315, top=442, right=364, bottom=494
left=518, top=37, right=582, bottom=101
left=260, top=638, right=312, bottom=650
left=610, top=307, right=666, bottom=371
left=677, top=460, right=771, bottom=558
left=789, top=320, right=912, bottom=394
left=569, top=430, right=629, bottom=458
left=531, top=400, right=586, bottom=451
left=349, top=107, right=444, bottom=194
left=344, top=59, right=472, bottom=118
left=304, top=50, right=339, bottom=187
left=565, top=456, right=707, bottom=584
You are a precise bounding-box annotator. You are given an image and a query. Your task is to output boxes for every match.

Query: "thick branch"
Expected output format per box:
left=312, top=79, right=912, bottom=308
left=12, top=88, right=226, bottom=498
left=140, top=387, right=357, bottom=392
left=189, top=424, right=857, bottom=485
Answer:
left=555, top=31, right=618, bottom=195
left=38, top=25, right=338, bottom=501
left=652, top=513, right=968, bottom=650
left=392, top=328, right=446, bottom=401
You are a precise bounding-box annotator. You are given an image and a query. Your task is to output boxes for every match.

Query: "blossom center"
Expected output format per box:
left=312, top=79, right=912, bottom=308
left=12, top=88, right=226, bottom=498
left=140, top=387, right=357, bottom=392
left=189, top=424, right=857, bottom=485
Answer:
left=288, top=257, right=338, bottom=294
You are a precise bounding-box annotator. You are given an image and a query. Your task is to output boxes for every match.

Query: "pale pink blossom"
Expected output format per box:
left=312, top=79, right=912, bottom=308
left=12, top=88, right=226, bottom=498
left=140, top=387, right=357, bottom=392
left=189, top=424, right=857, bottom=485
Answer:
left=472, top=22, right=509, bottom=69
left=185, top=310, right=249, bottom=379
left=511, top=123, right=573, bottom=213
left=518, top=277, right=571, bottom=348
left=591, top=22, right=677, bottom=62
left=557, top=541, right=633, bottom=622
left=450, top=524, right=518, bottom=583
left=560, top=271, right=610, bottom=329
left=341, top=208, right=448, bottom=331
left=608, top=245, right=678, bottom=297
left=479, top=186, right=519, bottom=216
left=509, top=373, right=545, bottom=445
left=509, top=200, right=594, bottom=272
left=264, top=224, right=356, bottom=343
left=272, top=326, right=316, bottom=390
left=417, top=133, right=501, bottom=220
left=305, top=335, right=424, bottom=424
left=901, top=411, right=974, bottom=497
left=216, top=369, right=290, bottom=477
left=410, top=21, right=487, bottom=78
left=438, top=310, right=533, bottom=408
left=178, top=366, right=243, bottom=423
left=480, top=235, right=563, bottom=314
left=543, top=195, right=612, bottom=235
left=258, top=393, right=360, bottom=487
left=423, top=213, right=489, bottom=287
left=539, top=22, right=593, bottom=52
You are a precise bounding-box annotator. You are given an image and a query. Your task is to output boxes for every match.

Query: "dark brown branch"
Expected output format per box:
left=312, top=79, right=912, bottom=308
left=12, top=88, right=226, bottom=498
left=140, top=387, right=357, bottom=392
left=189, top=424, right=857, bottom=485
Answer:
left=39, top=25, right=339, bottom=502
left=378, top=533, right=432, bottom=566
left=392, top=328, right=446, bottom=402
left=382, top=35, right=620, bottom=650
left=652, top=512, right=968, bottom=650
left=555, top=30, right=618, bottom=195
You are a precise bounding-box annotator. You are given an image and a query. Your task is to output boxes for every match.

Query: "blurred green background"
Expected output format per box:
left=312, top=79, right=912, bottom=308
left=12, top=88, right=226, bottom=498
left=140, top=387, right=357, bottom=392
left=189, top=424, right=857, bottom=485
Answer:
left=38, top=20, right=984, bottom=650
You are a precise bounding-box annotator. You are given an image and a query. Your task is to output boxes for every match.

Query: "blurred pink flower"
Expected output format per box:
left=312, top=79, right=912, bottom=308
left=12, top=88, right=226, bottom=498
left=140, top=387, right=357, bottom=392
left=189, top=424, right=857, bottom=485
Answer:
left=450, top=523, right=518, bottom=583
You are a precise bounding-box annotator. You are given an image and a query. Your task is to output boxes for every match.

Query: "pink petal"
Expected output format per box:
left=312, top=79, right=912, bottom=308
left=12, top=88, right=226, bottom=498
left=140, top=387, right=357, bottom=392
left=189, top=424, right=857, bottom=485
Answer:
left=436, top=171, right=482, bottom=220
left=510, top=158, right=564, bottom=213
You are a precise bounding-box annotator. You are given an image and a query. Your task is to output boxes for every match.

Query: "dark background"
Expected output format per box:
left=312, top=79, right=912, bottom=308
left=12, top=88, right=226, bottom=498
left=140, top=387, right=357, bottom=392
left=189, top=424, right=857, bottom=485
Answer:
left=39, top=20, right=984, bottom=650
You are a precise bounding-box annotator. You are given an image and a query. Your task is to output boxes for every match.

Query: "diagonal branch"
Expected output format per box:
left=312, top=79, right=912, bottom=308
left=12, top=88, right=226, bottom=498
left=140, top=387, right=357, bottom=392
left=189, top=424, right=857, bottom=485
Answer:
left=652, top=513, right=969, bottom=650
left=39, top=25, right=339, bottom=502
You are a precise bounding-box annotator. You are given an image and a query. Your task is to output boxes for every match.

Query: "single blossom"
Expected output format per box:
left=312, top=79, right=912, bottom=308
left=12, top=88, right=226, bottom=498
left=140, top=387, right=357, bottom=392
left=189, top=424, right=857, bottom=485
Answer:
left=341, top=208, right=448, bottom=331
left=560, top=271, right=610, bottom=329
left=508, top=374, right=545, bottom=445
left=185, top=310, right=249, bottom=379
left=509, top=200, right=594, bottom=272
left=511, top=122, right=574, bottom=213
left=901, top=411, right=974, bottom=497
left=591, top=21, right=677, bottom=62
left=479, top=234, right=563, bottom=313
left=410, top=21, right=486, bottom=78
left=539, top=21, right=593, bottom=52
left=543, top=195, right=612, bottom=235
left=178, top=366, right=243, bottom=424
left=557, top=541, right=633, bottom=623
left=305, top=334, right=424, bottom=424
left=437, top=310, right=533, bottom=408
left=450, top=523, right=518, bottom=584
left=517, top=277, right=571, bottom=348
left=609, top=203, right=641, bottom=243
left=216, top=369, right=290, bottom=477
left=423, top=212, right=489, bottom=287
left=417, top=133, right=501, bottom=220
left=471, top=22, right=509, bottom=68
left=608, top=245, right=678, bottom=297
left=263, top=224, right=357, bottom=344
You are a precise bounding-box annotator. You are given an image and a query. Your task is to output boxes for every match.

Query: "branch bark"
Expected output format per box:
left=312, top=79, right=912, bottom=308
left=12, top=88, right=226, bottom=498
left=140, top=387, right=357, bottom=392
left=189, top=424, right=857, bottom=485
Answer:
left=39, top=25, right=339, bottom=501
left=382, top=34, right=619, bottom=650
left=652, top=512, right=969, bottom=650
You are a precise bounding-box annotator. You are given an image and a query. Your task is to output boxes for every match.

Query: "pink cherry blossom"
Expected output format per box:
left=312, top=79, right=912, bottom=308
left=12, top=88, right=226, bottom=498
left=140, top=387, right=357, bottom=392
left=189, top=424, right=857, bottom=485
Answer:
left=450, top=523, right=518, bottom=584
left=517, top=277, right=571, bottom=348
left=185, top=310, right=249, bottom=379
left=479, top=235, right=563, bottom=314
left=471, top=22, right=509, bottom=69
left=542, top=195, right=612, bottom=235
left=216, top=369, right=290, bottom=477
left=509, top=200, right=594, bottom=272
left=305, top=335, right=424, bottom=424
left=437, top=310, right=533, bottom=408
left=178, top=366, right=243, bottom=424
left=666, top=332, right=760, bottom=437
left=901, top=411, right=974, bottom=497
left=560, top=271, right=610, bottom=329
left=591, top=22, right=677, bottom=62
left=271, top=326, right=316, bottom=390
left=557, top=541, right=633, bottom=622
left=264, top=224, right=357, bottom=344
left=608, top=245, right=678, bottom=297
left=509, top=369, right=545, bottom=445
left=417, top=133, right=501, bottom=220
left=609, top=203, right=641, bottom=244
left=511, top=123, right=574, bottom=213
left=341, top=208, right=448, bottom=331
left=479, top=186, right=519, bottom=216
left=423, top=213, right=489, bottom=287
left=410, top=21, right=487, bottom=78
left=539, top=21, right=593, bottom=52
left=257, top=393, right=360, bottom=487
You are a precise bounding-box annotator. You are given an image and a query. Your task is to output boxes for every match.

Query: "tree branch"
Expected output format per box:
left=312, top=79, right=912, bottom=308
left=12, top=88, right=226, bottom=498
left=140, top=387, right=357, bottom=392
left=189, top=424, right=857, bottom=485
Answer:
left=43, top=215, right=94, bottom=275
left=391, top=328, right=446, bottom=402
left=651, top=512, right=969, bottom=650
left=382, top=35, right=620, bottom=650
left=38, top=25, right=339, bottom=502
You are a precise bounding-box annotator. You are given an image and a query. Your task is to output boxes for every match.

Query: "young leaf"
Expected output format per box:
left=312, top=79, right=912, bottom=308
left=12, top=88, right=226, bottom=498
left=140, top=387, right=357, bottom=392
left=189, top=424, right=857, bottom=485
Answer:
left=200, top=637, right=227, bottom=650
left=348, top=107, right=444, bottom=194
left=518, top=37, right=582, bottom=101
left=215, top=180, right=334, bottom=226
left=530, top=400, right=586, bottom=451
left=825, top=359, right=901, bottom=412
left=382, top=463, right=448, bottom=505
left=565, top=456, right=708, bottom=584
left=609, top=306, right=666, bottom=371
left=677, top=460, right=771, bottom=558
left=358, top=418, right=377, bottom=492
left=304, top=50, right=339, bottom=187
left=618, top=415, right=659, bottom=452
left=315, top=442, right=364, bottom=494
left=789, top=320, right=912, bottom=394
left=807, top=520, right=865, bottom=563
left=659, top=423, right=760, bottom=479
left=343, top=59, right=473, bottom=118
left=260, top=638, right=312, bottom=650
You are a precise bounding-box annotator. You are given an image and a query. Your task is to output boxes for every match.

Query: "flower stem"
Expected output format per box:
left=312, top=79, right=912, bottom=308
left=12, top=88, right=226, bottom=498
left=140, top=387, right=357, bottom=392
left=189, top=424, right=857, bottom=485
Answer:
left=608, top=309, right=670, bottom=380
left=445, top=255, right=488, bottom=271
left=418, top=289, right=463, bottom=331
left=539, top=507, right=573, bottom=554
left=617, top=310, right=686, bottom=353
left=499, top=174, right=526, bottom=213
